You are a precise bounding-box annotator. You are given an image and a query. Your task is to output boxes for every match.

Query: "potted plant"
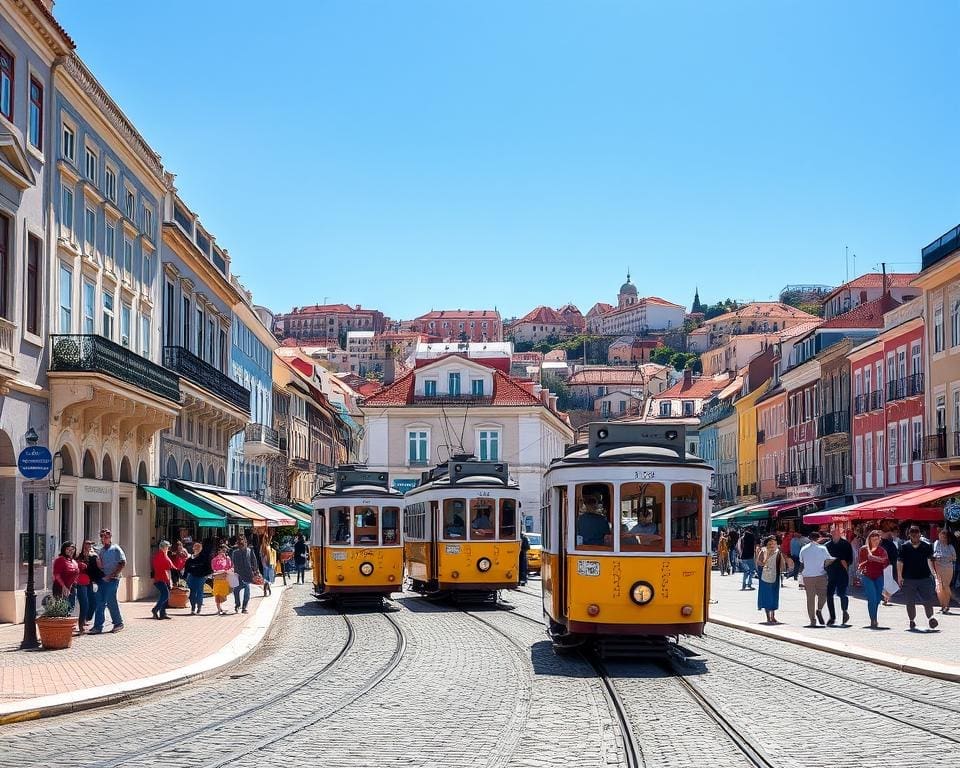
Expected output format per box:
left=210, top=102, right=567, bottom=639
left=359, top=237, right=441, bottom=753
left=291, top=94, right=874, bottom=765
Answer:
left=36, top=596, right=76, bottom=650
left=167, top=579, right=190, bottom=609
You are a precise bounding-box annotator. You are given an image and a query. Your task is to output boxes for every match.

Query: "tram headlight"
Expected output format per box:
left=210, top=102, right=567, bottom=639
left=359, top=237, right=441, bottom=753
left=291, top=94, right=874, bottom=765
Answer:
left=359, top=561, right=374, bottom=577
left=477, top=557, right=492, bottom=572
left=630, top=581, right=655, bottom=606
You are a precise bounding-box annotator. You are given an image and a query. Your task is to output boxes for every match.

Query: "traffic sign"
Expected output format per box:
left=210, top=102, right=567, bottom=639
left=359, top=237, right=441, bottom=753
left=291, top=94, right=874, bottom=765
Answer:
left=18, top=446, right=52, bottom=480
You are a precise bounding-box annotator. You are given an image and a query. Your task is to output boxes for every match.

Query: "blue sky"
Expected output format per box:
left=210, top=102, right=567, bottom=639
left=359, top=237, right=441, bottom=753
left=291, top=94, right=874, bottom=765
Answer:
left=56, top=1, right=960, bottom=320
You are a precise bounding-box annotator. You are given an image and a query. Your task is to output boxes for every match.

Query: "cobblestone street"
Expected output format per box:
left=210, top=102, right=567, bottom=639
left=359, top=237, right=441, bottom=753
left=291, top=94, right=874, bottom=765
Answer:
left=1, top=581, right=958, bottom=768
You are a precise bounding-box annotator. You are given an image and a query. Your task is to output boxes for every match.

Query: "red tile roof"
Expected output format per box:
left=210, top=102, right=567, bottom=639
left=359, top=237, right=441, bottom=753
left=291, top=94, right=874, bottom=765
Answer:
left=518, top=305, right=566, bottom=325
left=708, top=302, right=818, bottom=324
left=819, top=294, right=901, bottom=329
left=567, top=365, right=668, bottom=386
left=823, top=273, right=918, bottom=303
left=283, top=304, right=376, bottom=315
left=360, top=366, right=551, bottom=408
left=416, top=309, right=501, bottom=320
left=360, top=371, right=416, bottom=406
left=655, top=374, right=731, bottom=400
left=491, top=370, right=542, bottom=405
left=586, top=302, right=614, bottom=317
left=32, top=0, right=75, bottom=50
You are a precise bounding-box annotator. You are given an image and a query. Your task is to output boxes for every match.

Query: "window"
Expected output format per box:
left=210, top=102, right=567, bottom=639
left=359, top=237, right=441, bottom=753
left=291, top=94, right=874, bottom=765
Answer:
left=471, top=379, right=484, bottom=397
left=899, top=421, right=908, bottom=466
left=84, top=207, right=95, bottom=253
left=28, top=78, right=42, bottom=149
left=682, top=400, right=695, bottom=416
left=876, top=431, right=884, bottom=476
left=142, top=252, right=152, bottom=288
left=122, top=237, right=133, bottom=275
left=660, top=401, right=671, bottom=416
left=911, top=342, right=922, bottom=375
left=61, top=123, right=75, bottom=162
left=140, top=314, right=151, bottom=358
left=601, top=400, right=611, bottom=416
left=912, top=419, right=922, bottom=462
left=0, top=45, right=12, bottom=120
left=478, top=430, right=500, bottom=461
left=84, top=146, right=97, bottom=182
left=105, top=167, right=117, bottom=202
left=61, top=185, right=74, bottom=233
left=424, top=379, right=437, bottom=396
left=469, top=498, right=496, bottom=540
left=887, top=425, right=897, bottom=469
left=670, top=482, right=702, bottom=552
left=499, top=499, right=517, bottom=540
left=408, top=430, right=428, bottom=464
left=934, top=305, right=944, bottom=353
left=196, top=307, right=204, bottom=354
left=0, top=214, right=7, bottom=319
left=124, top=189, right=135, bottom=220
left=164, top=282, right=175, bottom=346
left=619, top=482, right=664, bottom=552
left=58, top=264, right=72, bottom=333
left=82, top=280, right=95, bottom=334
left=104, top=223, right=115, bottom=266
left=26, top=234, right=40, bottom=334
left=102, top=291, right=114, bottom=339
left=143, top=206, right=153, bottom=237
left=219, top=328, right=227, bottom=370
left=442, top=499, right=467, bottom=539
left=120, top=303, right=131, bottom=348
left=207, top=318, right=215, bottom=363
left=864, top=366, right=872, bottom=399
left=864, top=432, right=873, bottom=485
left=353, top=505, right=380, bottom=545
left=448, top=372, right=461, bottom=395
left=952, top=299, right=960, bottom=348
left=619, top=400, right=627, bottom=413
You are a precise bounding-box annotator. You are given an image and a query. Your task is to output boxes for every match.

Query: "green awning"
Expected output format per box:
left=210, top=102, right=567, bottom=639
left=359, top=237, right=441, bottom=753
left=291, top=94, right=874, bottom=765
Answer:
left=269, top=503, right=311, bottom=532
left=712, top=506, right=771, bottom=528
left=292, top=501, right=314, bottom=516
left=142, top=486, right=227, bottom=528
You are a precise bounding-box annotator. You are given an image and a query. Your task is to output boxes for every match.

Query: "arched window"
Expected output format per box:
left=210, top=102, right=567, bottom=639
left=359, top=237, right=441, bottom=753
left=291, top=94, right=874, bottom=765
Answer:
left=195, top=464, right=204, bottom=483
left=181, top=460, right=192, bottom=482
left=165, top=455, right=178, bottom=480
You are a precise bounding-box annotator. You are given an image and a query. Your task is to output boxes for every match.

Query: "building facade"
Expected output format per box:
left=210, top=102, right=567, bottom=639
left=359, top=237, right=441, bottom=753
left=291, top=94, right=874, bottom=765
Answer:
left=410, top=309, right=503, bottom=342
left=756, top=389, right=787, bottom=501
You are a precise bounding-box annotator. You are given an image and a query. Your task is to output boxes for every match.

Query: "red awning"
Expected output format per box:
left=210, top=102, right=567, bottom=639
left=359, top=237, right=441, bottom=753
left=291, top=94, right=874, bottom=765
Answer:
left=806, top=484, right=960, bottom=524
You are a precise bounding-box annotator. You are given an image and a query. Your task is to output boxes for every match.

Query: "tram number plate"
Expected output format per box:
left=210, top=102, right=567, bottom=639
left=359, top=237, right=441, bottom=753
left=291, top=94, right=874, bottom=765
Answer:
left=332, top=552, right=347, bottom=561
left=577, top=560, right=600, bottom=577
left=445, top=545, right=461, bottom=554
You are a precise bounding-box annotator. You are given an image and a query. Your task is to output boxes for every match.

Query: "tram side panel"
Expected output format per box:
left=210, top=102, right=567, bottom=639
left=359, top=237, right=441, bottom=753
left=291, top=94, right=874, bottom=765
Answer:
left=436, top=541, right=521, bottom=589
left=324, top=546, right=404, bottom=592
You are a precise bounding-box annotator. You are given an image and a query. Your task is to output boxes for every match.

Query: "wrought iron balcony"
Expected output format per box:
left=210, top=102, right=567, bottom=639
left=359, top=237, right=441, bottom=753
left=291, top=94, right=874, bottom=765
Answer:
left=50, top=334, right=181, bottom=403
left=243, top=423, right=280, bottom=458
left=818, top=410, right=850, bottom=437
left=924, top=431, right=948, bottom=460
left=163, top=346, right=250, bottom=414
left=756, top=429, right=766, bottom=445
left=886, top=373, right=924, bottom=402
left=290, top=456, right=310, bottom=472
left=777, top=467, right=821, bottom=487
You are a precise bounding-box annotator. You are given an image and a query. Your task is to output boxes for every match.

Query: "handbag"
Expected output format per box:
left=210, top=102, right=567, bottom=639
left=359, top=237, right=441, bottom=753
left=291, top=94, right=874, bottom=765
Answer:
left=227, top=572, right=240, bottom=589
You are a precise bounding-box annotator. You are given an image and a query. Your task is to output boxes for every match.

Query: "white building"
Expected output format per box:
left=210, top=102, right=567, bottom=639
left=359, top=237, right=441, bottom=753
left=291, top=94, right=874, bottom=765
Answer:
left=585, top=274, right=686, bottom=335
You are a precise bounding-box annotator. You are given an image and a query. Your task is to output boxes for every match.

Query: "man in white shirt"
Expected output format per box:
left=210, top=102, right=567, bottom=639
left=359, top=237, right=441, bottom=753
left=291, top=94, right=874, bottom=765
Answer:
left=799, top=531, right=834, bottom=627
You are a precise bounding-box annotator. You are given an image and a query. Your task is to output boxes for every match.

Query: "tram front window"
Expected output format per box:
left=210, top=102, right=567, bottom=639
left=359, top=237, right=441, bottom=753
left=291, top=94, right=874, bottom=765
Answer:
left=470, top=499, right=496, bottom=540
left=330, top=506, right=351, bottom=544
left=575, top=483, right=612, bottom=550
left=620, top=482, right=665, bottom=552
left=500, top=498, right=518, bottom=539
left=354, top=506, right=379, bottom=545
left=443, top=499, right=467, bottom=539
left=671, top=483, right=702, bottom=551
left=382, top=506, right=400, bottom=544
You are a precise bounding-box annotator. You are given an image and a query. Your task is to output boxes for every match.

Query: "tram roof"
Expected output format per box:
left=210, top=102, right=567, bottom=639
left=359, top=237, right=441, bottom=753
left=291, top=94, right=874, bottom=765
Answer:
left=405, top=457, right=519, bottom=495
left=551, top=422, right=711, bottom=467
left=312, top=466, right=404, bottom=502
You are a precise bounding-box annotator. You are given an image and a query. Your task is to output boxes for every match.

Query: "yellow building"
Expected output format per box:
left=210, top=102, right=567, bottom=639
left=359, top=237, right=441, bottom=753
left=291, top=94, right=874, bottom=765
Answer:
left=735, top=379, right=771, bottom=503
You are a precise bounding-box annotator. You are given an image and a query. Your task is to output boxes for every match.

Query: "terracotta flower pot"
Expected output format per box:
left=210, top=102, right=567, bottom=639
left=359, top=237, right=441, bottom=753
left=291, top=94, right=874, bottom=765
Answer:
left=37, top=616, right=77, bottom=650
left=167, top=586, right=189, bottom=609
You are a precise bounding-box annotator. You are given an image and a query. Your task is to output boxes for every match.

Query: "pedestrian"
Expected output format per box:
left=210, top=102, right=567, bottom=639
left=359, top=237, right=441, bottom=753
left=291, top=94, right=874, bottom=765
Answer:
left=756, top=535, right=788, bottom=624
left=210, top=544, right=233, bottom=615
left=293, top=533, right=308, bottom=585
left=799, top=531, right=833, bottom=627
left=857, top=530, right=889, bottom=629
left=151, top=540, right=175, bottom=620
left=727, top=528, right=740, bottom=573
left=932, top=530, right=957, bottom=614
left=717, top=531, right=731, bottom=575
left=825, top=528, right=854, bottom=626
left=230, top=536, right=259, bottom=614
left=89, top=528, right=126, bottom=634
left=897, top=525, right=940, bottom=631
left=75, top=539, right=96, bottom=634
left=259, top=537, right=277, bottom=597
left=879, top=530, right=899, bottom=605
left=184, top=541, right=212, bottom=614
left=168, top=541, right=189, bottom=585
left=519, top=532, right=530, bottom=585
left=52, top=541, right=79, bottom=611
left=738, top=527, right=757, bottom=590
left=790, top=531, right=807, bottom=581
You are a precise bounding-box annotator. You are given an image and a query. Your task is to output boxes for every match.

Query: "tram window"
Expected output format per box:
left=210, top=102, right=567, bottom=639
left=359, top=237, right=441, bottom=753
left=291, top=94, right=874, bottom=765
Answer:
left=670, top=483, right=702, bottom=552
left=354, top=506, right=379, bottom=545
left=500, top=499, right=518, bottom=539
left=619, top=483, right=665, bottom=553
left=330, top=506, right=351, bottom=544
left=470, top=499, right=496, bottom=540
left=382, top=507, right=400, bottom=544
left=574, top=483, right=613, bottom=550
left=443, top=499, right=467, bottom=539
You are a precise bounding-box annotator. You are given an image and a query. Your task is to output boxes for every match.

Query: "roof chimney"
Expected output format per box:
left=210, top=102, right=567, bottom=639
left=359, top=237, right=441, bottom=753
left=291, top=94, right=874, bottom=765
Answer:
left=881, top=262, right=888, bottom=297
left=683, top=369, right=693, bottom=386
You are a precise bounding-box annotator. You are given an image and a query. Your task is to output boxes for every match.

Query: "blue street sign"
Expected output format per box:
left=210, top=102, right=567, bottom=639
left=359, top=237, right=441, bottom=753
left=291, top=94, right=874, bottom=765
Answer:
left=18, top=446, right=52, bottom=480
left=392, top=479, right=418, bottom=493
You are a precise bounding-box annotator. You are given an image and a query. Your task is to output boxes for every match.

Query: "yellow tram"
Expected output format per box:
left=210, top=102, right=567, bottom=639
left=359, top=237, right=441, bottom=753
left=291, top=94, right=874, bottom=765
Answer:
left=404, top=458, right=522, bottom=598
left=310, top=467, right=405, bottom=600
left=542, top=423, right=713, bottom=652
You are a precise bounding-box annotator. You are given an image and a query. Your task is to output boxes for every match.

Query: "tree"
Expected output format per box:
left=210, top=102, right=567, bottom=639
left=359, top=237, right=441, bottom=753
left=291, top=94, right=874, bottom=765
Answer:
left=650, top=345, right=674, bottom=365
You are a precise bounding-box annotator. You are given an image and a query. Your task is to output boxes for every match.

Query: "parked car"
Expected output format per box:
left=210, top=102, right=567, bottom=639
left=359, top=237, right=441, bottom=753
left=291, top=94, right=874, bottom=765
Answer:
left=525, top=532, right=542, bottom=574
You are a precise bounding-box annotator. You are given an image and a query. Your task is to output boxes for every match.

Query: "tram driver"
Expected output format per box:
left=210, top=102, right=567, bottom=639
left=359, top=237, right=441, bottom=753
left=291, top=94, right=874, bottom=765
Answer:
left=471, top=504, right=495, bottom=538
left=332, top=508, right=351, bottom=544
left=576, top=484, right=612, bottom=546
left=445, top=500, right=466, bottom=538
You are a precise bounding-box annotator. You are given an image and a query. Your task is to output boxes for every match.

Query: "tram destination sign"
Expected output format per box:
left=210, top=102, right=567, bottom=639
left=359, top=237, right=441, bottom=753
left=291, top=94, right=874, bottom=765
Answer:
left=17, top=446, right=52, bottom=480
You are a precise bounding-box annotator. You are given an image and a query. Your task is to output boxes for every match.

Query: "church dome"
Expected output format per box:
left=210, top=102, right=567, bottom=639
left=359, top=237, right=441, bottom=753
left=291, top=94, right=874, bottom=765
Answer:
left=619, top=276, right=637, bottom=296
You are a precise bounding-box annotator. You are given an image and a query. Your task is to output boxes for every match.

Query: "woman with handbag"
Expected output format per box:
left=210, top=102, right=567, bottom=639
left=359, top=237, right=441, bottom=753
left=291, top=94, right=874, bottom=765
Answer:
left=75, top=540, right=95, bottom=634
left=151, top=540, right=175, bottom=619
left=184, top=541, right=213, bottom=614
left=858, top=530, right=890, bottom=629
left=52, top=541, right=80, bottom=611
left=756, top=535, right=789, bottom=624
left=260, top=538, right=277, bottom=597
left=230, top=536, right=260, bottom=614
left=210, top=544, right=234, bottom=616
left=933, top=529, right=957, bottom=613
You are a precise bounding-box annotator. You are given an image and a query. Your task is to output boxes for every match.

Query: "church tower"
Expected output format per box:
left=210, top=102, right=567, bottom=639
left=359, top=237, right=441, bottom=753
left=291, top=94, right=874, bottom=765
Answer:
left=692, top=287, right=703, bottom=314
left=618, top=270, right=638, bottom=309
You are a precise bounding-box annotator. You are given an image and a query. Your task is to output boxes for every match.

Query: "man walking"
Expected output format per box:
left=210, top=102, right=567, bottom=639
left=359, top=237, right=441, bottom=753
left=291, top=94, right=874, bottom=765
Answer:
left=738, top=527, right=757, bottom=590
left=728, top=528, right=740, bottom=574
left=89, top=528, right=126, bottom=634
left=897, top=526, right=940, bottom=631
left=519, top=533, right=530, bottom=586
left=825, top=528, right=853, bottom=625
left=790, top=531, right=808, bottom=581
left=880, top=530, right=899, bottom=605
left=799, top=531, right=833, bottom=627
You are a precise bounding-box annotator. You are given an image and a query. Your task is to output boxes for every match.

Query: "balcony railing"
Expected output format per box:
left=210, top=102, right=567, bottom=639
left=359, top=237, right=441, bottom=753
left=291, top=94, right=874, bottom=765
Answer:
left=776, top=467, right=821, bottom=488
left=290, top=457, right=310, bottom=472
left=922, top=222, right=960, bottom=271
left=412, top=394, right=493, bottom=405
left=818, top=410, right=849, bottom=437
left=245, top=423, right=279, bottom=447
left=50, top=334, right=181, bottom=403
left=700, top=403, right=735, bottom=428
left=163, top=346, right=250, bottom=414
left=0, top=316, right=17, bottom=373
left=756, top=429, right=766, bottom=445
left=924, top=431, right=948, bottom=460
left=886, top=373, right=924, bottom=402
left=854, top=392, right=883, bottom=415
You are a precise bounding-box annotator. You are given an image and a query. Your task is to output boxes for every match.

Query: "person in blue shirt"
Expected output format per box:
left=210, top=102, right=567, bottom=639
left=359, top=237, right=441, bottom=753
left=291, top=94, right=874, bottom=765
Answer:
left=89, top=528, right=126, bottom=634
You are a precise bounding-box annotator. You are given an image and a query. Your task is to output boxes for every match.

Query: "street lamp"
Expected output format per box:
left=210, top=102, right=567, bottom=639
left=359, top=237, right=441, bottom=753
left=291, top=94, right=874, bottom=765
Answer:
left=47, top=451, right=63, bottom=511
left=20, top=427, right=40, bottom=649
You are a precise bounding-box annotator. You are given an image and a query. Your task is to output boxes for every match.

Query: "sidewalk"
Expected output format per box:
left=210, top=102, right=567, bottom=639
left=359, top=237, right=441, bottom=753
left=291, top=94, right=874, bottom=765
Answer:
left=0, top=582, right=286, bottom=724
left=708, top=569, right=960, bottom=681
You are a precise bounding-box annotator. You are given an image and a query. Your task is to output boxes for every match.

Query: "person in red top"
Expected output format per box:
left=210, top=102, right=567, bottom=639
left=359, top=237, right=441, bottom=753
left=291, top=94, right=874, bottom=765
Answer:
left=52, top=541, right=80, bottom=609
left=857, top=530, right=890, bottom=629
left=168, top=541, right=189, bottom=585
left=151, top=540, right=175, bottom=620
left=75, top=539, right=96, bottom=634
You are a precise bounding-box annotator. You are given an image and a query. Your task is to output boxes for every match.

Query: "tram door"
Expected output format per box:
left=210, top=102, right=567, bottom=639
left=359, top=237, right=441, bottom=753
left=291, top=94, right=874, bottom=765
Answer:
left=317, top=511, right=326, bottom=587
left=556, top=485, right=568, bottom=621
left=430, top=500, right=440, bottom=585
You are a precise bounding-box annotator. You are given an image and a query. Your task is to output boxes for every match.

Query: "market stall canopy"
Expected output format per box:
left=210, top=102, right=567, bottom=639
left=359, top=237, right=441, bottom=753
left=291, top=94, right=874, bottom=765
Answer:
left=141, top=486, right=227, bottom=528
left=270, top=502, right=311, bottom=532
left=189, top=489, right=272, bottom=527
left=803, top=484, right=960, bottom=524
